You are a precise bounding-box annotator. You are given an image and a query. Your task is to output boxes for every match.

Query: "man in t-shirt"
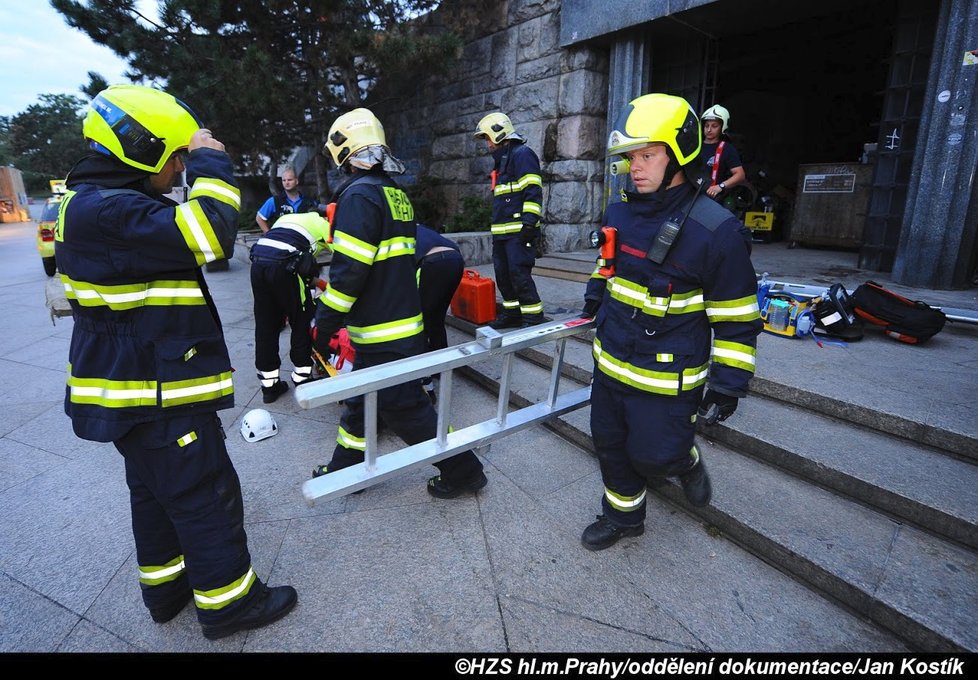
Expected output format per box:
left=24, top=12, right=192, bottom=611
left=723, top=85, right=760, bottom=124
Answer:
left=255, top=166, right=319, bottom=233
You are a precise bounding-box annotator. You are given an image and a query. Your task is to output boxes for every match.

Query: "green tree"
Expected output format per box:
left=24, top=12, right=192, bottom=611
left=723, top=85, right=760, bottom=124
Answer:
left=51, top=0, right=462, bottom=199
left=0, top=116, right=11, bottom=167
left=7, top=94, right=89, bottom=192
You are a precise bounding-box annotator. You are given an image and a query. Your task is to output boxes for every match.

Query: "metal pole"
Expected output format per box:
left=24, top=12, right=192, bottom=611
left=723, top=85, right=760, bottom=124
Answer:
left=364, top=390, right=378, bottom=471
left=436, top=369, right=453, bottom=447
left=497, top=353, right=513, bottom=427
left=547, top=339, right=567, bottom=407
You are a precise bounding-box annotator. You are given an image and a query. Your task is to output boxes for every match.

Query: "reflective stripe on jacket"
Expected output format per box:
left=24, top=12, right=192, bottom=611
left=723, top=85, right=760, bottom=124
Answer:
left=490, top=142, right=542, bottom=238
left=585, top=184, right=762, bottom=398
left=315, top=171, right=425, bottom=355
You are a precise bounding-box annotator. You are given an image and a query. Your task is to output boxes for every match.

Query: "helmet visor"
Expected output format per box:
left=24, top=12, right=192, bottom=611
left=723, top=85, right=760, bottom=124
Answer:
left=90, top=92, right=202, bottom=170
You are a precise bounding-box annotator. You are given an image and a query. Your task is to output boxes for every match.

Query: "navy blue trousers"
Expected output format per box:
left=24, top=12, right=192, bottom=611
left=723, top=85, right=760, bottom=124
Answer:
left=115, top=412, right=258, bottom=624
left=251, top=261, right=314, bottom=375
left=492, top=236, right=541, bottom=316
left=589, top=374, right=702, bottom=526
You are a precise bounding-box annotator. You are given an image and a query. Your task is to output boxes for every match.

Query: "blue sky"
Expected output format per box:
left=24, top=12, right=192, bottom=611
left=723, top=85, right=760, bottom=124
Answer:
left=0, top=1, right=146, bottom=118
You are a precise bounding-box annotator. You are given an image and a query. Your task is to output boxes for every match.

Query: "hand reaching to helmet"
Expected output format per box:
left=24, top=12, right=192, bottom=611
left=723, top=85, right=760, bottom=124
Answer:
left=189, top=129, right=225, bottom=153
left=707, top=183, right=724, bottom=199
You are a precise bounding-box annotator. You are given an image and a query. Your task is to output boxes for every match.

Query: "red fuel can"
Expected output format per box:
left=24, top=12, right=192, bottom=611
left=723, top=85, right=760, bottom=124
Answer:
left=451, top=269, right=497, bottom=324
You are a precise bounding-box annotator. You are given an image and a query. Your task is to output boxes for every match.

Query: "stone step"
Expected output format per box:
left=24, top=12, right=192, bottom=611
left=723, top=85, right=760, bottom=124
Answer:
left=703, top=394, right=978, bottom=551
left=444, top=324, right=978, bottom=651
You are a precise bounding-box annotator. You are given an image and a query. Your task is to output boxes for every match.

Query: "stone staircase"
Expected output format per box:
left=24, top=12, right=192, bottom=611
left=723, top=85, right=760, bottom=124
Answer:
left=445, top=306, right=978, bottom=652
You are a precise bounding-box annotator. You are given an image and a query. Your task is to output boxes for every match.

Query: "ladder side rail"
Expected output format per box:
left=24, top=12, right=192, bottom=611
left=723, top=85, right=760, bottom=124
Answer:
left=294, top=317, right=594, bottom=410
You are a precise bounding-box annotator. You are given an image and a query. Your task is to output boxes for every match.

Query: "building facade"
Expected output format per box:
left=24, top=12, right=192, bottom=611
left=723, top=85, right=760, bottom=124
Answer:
left=378, top=0, right=977, bottom=288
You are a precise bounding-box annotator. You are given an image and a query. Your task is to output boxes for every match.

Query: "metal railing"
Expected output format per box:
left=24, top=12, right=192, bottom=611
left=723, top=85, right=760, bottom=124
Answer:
left=295, top=316, right=595, bottom=505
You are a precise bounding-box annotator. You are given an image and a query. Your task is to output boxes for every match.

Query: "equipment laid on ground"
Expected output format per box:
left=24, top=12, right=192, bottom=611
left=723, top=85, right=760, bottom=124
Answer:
left=811, top=283, right=864, bottom=341
left=851, top=281, right=947, bottom=344
left=240, top=408, right=279, bottom=442
left=757, top=273, right=977, bottom=341
left=758, top=289, right=814, bottom=338
left=451, top=269, right=497, bottom=324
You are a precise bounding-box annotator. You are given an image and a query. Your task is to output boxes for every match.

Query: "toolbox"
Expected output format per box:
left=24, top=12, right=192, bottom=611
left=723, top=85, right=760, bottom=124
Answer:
left=451, top=269, right=497, bottom=324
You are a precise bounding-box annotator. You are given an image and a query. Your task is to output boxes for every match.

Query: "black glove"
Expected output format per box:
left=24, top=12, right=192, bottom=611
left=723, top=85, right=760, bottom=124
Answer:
left=581, top=298, right=601, bottom=319
left=295, top=251, right=321, bottom=279
left=313, top=323, right=338, bottom=357
left=698, top=389, right=739, bottom=425
left=520, top=224, right=540, bottom=249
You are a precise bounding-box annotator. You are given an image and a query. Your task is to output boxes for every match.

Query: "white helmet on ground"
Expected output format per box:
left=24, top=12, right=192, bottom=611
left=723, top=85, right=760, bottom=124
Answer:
left=240, top=408, right=279, bottom=442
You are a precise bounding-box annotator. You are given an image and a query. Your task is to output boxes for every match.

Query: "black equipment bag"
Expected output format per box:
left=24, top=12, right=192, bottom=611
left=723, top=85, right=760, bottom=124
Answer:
left=851, top=281, right=946, bottom=344
left=812, top=283, right=863, bottom=341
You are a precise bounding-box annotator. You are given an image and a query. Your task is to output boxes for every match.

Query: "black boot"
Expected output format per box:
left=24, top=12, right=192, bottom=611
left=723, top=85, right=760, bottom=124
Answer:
left=426, top=471, right=488, bottom=499
left=489, top=313, right=521, bottom=330
left=520, top=313, right=545, bottom=327
left=581, top=515, right=644, bottom=551
left=201, top=583, right=298, bottom=641
left=680, top=457, right=712, bottom=507
left=261, top=380, right=288, bottom=404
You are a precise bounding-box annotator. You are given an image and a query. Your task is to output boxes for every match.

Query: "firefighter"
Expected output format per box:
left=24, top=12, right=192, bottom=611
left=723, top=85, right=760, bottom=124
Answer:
left=250, top=211, right=331, bottom=403
left=56, top=85, right=296, bottom=639
left=700, top=104, right=747, bottom=202
left=473, top=112, right=545, bottom=328
left=312, top=108, right=487, bottom=498
left=580, top=93, right=762, bottom=551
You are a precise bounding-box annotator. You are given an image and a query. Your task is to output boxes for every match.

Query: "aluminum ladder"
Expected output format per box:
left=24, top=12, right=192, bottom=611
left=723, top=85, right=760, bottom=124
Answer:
left=295, top=316, right=595, bottom=505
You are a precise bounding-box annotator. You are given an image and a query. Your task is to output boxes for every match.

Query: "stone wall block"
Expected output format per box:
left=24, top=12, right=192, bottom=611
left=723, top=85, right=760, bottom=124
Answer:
left=556, top=116, right=606, bottom=160
left=428, top=159, right=472, bottom=183
left=561, top=47, right=610, bottom=72
left=548, top=159, right=604, bottom=183
left=546, top=176, right=603, bottom=224
left=517, top=53, right=562, bottom=84
left=542, top=223, right=593, bottom=255
left=488, top=31, right=518, bottom=89
left=517, top=13, right=561, bottom=61
left=511, top=0, right=561, bottom=23
left=558, top=69, right=609, bottom=116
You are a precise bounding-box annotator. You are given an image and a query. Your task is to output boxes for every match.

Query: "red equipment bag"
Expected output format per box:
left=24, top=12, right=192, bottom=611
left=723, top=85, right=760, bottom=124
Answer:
left=851, top=281, right=946, bottom=344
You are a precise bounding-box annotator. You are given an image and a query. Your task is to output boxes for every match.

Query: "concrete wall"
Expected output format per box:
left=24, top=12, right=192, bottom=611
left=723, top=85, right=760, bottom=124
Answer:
left=377, top=0, right=609, bottom=264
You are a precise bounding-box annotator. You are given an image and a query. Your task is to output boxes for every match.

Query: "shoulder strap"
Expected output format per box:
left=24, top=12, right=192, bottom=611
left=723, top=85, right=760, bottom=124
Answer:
left=710, top=141, right=725, bottom=186
left=97, top=188, right=145, bottom=199
left=688, top=193, right=730, bottom=233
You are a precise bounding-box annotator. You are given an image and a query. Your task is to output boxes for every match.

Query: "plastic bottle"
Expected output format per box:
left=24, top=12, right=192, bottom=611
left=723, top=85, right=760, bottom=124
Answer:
left=767, top=299, right=790, bottom=331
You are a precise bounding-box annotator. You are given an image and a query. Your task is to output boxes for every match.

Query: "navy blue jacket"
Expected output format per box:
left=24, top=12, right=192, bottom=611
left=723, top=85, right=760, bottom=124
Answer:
left=489, top=142, right=542, bottom=239
left=315, top=171, right=425, bottom=356
left=56, top=149, right=241, bottom=442
left=586, top=182, right=762, bottom=398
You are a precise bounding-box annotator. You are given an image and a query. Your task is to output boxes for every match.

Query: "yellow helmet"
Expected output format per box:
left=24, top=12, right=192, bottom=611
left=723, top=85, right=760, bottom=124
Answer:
left=474, top=112, right=516, bottom=144
left=606, top=93, right=701, bottom=166
left=276, top=212, right=331, bottom=254
left=324, top=108, right=387, bottom=167
left=83, top=85, right=201, bottom=174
